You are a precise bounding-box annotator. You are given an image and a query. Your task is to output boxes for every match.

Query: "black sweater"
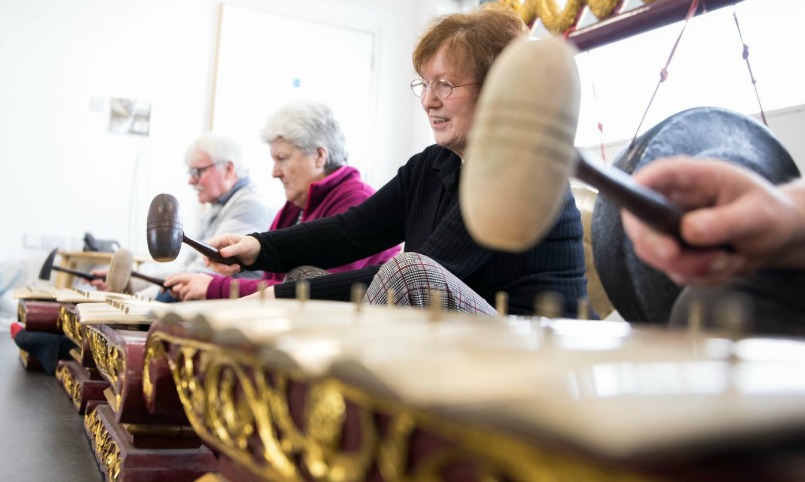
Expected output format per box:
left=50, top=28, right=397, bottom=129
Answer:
left=250, top=145, right=588, bottom=316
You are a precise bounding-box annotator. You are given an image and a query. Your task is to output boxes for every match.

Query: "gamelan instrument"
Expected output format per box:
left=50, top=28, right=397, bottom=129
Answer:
left=137, top=296, right=805, bottom=482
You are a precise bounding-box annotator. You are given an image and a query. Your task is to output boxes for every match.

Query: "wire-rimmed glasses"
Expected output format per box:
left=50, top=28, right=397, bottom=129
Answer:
left=410, top=78, right=478, bottom=99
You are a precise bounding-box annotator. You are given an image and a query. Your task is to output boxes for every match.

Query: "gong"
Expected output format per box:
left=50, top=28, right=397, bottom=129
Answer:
left=591, top=106, right=801, bottom=324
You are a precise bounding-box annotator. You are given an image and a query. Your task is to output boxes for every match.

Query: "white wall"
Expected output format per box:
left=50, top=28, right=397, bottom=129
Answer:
left=0, top=0, right=459, bottom=284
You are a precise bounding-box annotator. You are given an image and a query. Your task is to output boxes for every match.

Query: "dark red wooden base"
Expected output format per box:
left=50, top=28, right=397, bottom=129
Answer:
left=55, top=359, right=109, bottom=413
left=84, top=404, right=218, bottom=482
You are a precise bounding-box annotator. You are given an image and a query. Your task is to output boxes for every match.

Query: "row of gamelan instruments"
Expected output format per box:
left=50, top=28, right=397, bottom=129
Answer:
left=13, top=267, right=805, bottom=482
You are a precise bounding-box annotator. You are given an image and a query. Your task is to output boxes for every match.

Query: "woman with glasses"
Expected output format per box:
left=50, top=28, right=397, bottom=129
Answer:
left=204, top=5, right=589, bottom=317
left=164, top=100, right=400, bottom=301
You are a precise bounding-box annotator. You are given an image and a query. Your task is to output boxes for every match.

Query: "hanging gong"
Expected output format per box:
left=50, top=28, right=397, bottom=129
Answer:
left=591, top=106, right=801, bottom=324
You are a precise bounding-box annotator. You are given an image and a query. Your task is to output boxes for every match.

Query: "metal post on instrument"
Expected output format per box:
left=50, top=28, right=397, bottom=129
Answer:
left=534, top=291, right=562, bottom=319
left=577, top=297, right=590, bottom=320
left=495, top=291, right=508, bottom=317
left=351, top=283, right=366, bottom=313
left=295, top=280, right=310, bottom=304
left=229, top=280, right=240, bottom=300
left=428, top=289, right=443, bottom=323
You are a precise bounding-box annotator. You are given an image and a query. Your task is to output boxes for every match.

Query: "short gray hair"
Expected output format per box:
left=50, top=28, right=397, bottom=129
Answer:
left=260, top=100, right=348, bottom=174
left=184, top=132, right=248, bottom=178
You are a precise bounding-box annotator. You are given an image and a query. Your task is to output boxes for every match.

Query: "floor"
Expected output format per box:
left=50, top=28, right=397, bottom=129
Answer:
left=0, top=335, right=103, bottom=482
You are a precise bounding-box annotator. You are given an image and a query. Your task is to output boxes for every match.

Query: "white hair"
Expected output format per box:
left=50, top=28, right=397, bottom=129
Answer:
left=184, top=132, right=249, bottom=178
left=260, top=100, right=348, bottom=174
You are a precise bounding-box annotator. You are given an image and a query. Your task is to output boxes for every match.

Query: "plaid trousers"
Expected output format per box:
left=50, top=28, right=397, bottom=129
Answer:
left=284, top=254, right=497, bottom=316
left=365, top=253, right=497, bottom=316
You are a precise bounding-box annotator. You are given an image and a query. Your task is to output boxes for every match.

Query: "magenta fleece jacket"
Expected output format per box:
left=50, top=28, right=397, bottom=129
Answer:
left=205, top=166, right=400, bottom=299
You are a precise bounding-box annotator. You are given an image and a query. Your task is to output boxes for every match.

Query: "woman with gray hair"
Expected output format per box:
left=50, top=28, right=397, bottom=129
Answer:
left=165, top=100, right=400, bottom=300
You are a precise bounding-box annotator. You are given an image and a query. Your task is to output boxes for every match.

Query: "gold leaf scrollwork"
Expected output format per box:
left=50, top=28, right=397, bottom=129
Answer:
left=498, top=0, right=539, bottom=28
left=499, top=0, right=640, bottom=33
left=302, top=381, right=346, bottom=479
left=177, top=346, right=206, bottom=413
left=376, top=413, right=416, bottom=481
left=85, top=408, right=123, bottom=482
left=249, top=369, right=297, bottom=479
left=534, top=0, right=584, bottom=33
left=142, top=336, right=166, bottom=402
left=158, top=335, right=296, bottom=481
left=307, top=382, right=346, bottom=451
left=206, top=361, right=255, bottom=451
left=586, top=0, right=621, bottom=19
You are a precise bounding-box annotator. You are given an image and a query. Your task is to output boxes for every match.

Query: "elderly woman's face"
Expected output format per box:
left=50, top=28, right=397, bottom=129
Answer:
left=419, top=46, right=479, bottom=159
left=270, top=139, right=327, bottom=209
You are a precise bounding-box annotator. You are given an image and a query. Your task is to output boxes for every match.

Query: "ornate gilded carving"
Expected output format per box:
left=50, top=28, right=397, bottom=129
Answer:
left=534, top=0, right=584, bottom=33
left=142, top=335, right=166, bottom=402
left=56, top=363, right=81, bottom=410
left=87, top=329, right=124, bottom=410
left=497, top=0, right=655, bottom=34
left=85, top=408, right=122, bottom=482
left=148, top=332, right=295, bottom=480
left=145, top=329, right=658, bottom=482
left=205, top=360, right=256, bottom=451
left=59, top=305, right=84, bottom=345
left=144, top=330, right=664, bottom=482
left=586, top=0, right=621, bottom=19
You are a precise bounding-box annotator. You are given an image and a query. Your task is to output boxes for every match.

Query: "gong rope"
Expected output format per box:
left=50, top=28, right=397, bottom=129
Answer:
left=732, top=5, right=767, bottom=126
left=629, top=0, right=700, bottom=150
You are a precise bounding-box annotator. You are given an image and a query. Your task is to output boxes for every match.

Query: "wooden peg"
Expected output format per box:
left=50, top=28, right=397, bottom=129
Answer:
left=715, top=293, right=754, bottom=344
left=576, top=297, right=590, bottom=320
left=495, top=291, right=508, bottom=316
left=688, top=298, right=704, bottom=335
left=296, top=280, right=310, bottom=302
left=229, top=280, right=240, bottom=299
left=386, top=288, right=396, bottom=308
left=351, top=283, right=367, bottom=312
left=534, top=291, right=562, bottom=319
left=257, top=280, right=267, bottom=302
left=429, top=289, right=443, bottom=322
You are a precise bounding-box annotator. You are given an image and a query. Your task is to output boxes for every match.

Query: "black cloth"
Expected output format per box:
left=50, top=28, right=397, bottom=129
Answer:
left=13, top=331, right=75, bottom=375
left=249, top=145, right=588, bottom=316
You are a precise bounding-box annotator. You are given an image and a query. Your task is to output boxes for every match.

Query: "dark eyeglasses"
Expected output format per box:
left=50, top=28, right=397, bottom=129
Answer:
left=187, top=163, right=221, bottom=179
left=410, top=78, right=478, bottom=99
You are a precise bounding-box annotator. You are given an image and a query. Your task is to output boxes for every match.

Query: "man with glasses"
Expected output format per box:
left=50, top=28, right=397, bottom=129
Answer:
left=90, top=133, right=273, bottom=299
left=180, top=132, right=273, bottom=278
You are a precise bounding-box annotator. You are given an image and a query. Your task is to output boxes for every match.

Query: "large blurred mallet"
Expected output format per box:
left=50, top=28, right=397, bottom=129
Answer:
left=462, top=37, right=685, bottom=252
left=146, top=193, right=242, bottom=266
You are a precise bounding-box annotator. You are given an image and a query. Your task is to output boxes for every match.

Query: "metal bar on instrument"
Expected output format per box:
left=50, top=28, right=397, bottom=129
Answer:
left=568, top=0, right=741, bottom=51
